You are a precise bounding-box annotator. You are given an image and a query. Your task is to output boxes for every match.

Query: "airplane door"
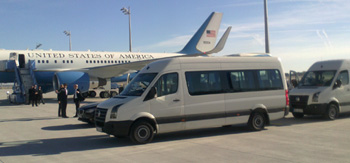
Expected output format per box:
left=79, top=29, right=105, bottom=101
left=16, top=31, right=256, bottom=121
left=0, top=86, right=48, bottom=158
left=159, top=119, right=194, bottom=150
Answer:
left=18, top=54, right=25, bottom=68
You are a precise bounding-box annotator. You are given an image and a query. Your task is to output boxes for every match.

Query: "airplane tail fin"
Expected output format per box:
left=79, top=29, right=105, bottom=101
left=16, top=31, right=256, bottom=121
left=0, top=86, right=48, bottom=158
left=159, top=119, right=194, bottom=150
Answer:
left=206, top=26, right=231, bottom=54
left=179, top=12, right=225, bottom=55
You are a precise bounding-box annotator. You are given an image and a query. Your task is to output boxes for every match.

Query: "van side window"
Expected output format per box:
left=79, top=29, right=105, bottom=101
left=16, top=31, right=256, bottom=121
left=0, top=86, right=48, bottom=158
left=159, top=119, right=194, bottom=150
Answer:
left=337, top=70, right=349, bottom=85
left=229, top=71, right=257, bottom=92
left=186, top=71, right=224, bottom=95
left=154, top=73, right=178, bottom=97
left=257, top=70, right=283, bottom=90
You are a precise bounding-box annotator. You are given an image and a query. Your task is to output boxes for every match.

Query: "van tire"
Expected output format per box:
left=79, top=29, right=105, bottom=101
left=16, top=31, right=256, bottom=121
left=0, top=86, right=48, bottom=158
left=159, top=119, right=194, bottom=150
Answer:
left=248, top=112, right=265, bottom=131
left=129, top=121, right=154, bottom=144
left=324, top=104, right=338, bottom=120
left=292, top=113, right=304, bottom=119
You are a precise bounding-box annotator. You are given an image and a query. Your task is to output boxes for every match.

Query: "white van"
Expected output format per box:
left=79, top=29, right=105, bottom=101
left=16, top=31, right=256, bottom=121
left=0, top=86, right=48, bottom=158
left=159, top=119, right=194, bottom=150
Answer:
left=95, top=57, right=289, bottom=144
left=289, top=59, right=350, bottom=120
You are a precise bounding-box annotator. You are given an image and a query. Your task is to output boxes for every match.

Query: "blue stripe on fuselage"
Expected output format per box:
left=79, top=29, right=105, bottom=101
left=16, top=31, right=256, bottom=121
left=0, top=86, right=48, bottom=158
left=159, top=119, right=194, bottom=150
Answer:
left=34, top=71, right=55, bottom=93
left=0, top=72, right=15, bottom=83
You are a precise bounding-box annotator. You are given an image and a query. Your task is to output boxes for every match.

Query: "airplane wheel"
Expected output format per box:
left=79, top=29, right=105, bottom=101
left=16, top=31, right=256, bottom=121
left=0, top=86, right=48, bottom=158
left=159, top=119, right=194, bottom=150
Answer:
left=100, top=91, right=110, bottom=98
left=89, top=91, right=96, bottom=97
left=110, top=91, right=117, bottom=97
left=82, top=92, right=89, bottom=98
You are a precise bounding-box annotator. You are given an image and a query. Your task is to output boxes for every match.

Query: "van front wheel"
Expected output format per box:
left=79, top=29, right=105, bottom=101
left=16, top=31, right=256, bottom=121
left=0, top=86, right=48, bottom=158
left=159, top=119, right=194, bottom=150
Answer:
left=324, top=104, right=338, bottom=120
left=129, top=121, right=154, bottom=144
left=248, top=112, right=265, bottom=131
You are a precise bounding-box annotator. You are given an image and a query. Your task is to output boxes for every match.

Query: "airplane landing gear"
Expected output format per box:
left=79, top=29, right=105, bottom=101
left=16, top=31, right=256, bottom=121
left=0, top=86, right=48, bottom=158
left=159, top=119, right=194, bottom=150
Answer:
left=100, top=91, right=110, bottom=98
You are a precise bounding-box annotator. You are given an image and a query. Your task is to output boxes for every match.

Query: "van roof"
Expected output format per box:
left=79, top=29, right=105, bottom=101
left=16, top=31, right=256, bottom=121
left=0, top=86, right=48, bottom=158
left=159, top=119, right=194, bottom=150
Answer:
left=140, top=56, right=282, bottom=73
left=157, top=56, right=280, bottom=64
left=309, top=59, right=350, bottom=71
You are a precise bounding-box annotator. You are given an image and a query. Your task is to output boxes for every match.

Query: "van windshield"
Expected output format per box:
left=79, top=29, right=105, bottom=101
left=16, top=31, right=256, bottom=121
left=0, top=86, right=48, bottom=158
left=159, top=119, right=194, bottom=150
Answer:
left=120, top=73, right=157, bottom=96
left=300, top=70, right=336, bottom=87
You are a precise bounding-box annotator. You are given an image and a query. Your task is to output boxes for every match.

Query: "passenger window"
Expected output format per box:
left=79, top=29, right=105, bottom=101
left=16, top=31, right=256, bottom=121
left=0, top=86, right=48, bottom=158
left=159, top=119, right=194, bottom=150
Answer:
left=38, top=60, right=40, bottom=63
left=337, top=71, right=349, bottom=85
left=63, top=60, right=65, bottom=63
left=229, top=71, right=257, bottom=92
left=55, top=60, right=57, bottom=63
left=93, top=60, right=96, bottom=63
left=257, top=70, right=283, bottom=90
left=186, top=71, right=223, bottom=95
left=71, top=60, right=73, bottom=63
left=86, top=60, right=88, bottom=63
left=46, top=60, right=49, bottom=63
left=154, top=73, right=178, bottom=97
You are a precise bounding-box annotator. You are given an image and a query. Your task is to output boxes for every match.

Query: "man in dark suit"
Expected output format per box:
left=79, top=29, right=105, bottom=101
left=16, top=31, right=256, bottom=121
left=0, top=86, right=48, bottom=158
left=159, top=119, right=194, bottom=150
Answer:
left=37, top=86, right=45, bottom=105
left=58, top=83, right=68, bottom=118
left=73, top=84, right=83, bottom=117
left=28, top=85, right=34, bottom=105
left=56, top=84, right=64, bottom=117
left=30, top=85, right=38, bottom=107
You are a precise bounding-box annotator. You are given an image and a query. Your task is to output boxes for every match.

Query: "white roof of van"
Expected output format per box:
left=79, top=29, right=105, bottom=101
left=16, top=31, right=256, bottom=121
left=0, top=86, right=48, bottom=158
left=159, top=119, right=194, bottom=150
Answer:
left=309, top=59, right=350, bottom=71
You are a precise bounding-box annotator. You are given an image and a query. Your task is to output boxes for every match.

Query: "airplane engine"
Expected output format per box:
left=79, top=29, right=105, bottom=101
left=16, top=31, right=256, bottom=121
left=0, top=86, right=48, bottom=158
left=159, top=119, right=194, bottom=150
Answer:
left=53, top=72, right=90, bottom=94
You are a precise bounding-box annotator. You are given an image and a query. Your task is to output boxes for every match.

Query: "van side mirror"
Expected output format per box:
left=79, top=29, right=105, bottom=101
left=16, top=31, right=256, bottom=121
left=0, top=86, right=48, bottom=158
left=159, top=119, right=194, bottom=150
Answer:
left=333, top=80, right=342, bottom=89
left=144, top=87, right=157, bottom=101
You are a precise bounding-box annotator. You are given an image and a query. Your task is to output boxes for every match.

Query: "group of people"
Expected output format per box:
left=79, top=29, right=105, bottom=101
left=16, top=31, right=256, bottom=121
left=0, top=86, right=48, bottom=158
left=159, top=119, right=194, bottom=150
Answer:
left=28, top=85, right=44, bottom=107
left=56, top=83, right=83, bottom=118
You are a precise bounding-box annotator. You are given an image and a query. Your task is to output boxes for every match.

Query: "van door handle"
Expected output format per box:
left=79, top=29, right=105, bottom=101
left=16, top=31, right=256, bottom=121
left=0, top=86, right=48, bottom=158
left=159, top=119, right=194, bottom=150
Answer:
left=173, top=99, right=180, bottom=102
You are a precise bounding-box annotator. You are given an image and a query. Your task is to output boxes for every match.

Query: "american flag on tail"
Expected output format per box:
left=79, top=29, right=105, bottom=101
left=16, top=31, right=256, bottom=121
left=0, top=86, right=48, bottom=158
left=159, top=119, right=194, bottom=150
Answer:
left=206, top=30, right=216, bottom=37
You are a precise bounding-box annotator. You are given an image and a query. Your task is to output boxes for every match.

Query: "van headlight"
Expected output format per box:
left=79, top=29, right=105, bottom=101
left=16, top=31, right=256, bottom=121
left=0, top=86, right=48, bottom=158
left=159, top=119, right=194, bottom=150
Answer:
left=110, top=104, right=122, bottom=119
left=312, top=92, right=321, bottom=102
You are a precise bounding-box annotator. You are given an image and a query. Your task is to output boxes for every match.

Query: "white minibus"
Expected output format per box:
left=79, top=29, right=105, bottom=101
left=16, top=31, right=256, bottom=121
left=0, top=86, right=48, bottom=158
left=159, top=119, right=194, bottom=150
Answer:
left=289, top=59, right=350, bottom=120
left=95, top=57, right=289, bottom=144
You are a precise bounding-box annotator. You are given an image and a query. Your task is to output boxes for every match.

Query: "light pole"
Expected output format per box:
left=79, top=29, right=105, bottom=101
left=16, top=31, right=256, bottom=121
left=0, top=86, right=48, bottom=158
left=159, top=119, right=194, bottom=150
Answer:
left=121, top=7, right=132, bottom=52
left=64, top=30, right=72, bottom=51
left=264, top=0, right=270, bottom=54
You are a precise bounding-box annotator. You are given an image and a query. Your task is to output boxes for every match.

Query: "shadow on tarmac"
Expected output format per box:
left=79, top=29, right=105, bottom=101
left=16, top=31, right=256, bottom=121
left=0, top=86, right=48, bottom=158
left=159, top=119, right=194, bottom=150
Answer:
left=0, top=117, right=59, bottom=123
left=270, top=113, right=350, bottom=127
left=0, top=125, right=251, bottom=157
left=42, top=123, right=95, bottom=131
left=0, top=135, right=130, bottom=156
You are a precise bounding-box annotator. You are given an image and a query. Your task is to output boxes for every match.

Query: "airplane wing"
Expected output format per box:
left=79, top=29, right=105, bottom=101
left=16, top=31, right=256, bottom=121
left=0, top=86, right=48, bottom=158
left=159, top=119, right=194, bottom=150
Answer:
left=82, top=58, right=168, bottom=79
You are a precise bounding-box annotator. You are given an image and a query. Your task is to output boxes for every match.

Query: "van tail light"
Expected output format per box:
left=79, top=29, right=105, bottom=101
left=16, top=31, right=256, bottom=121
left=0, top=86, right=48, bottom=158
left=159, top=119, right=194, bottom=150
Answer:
left=285, top=90, right=289, bottom=106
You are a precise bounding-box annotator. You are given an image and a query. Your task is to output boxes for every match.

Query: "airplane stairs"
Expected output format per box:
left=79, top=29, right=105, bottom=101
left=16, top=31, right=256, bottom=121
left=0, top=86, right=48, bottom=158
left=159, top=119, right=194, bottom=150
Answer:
left=8, top=60, right=38, bottom=104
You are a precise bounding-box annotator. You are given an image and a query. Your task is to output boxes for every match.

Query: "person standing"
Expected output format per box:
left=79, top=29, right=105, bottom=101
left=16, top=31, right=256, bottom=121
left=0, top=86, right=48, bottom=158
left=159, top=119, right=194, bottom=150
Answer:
left=73, top=84, right=82, bottom=117
left=58, top=83, right=68, bottom=118
left=31, top=85, right=38, bottom=107
left=28, top=85, right=34, bottom=105
left=37, top=86, right=45, bottom=105
left=56, top=84, right=64, bottom=117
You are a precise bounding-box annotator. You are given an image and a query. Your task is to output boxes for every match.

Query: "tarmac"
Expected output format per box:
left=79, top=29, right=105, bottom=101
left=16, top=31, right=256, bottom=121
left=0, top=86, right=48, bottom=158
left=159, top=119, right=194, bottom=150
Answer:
left=0, top=89, right=350, bottom=163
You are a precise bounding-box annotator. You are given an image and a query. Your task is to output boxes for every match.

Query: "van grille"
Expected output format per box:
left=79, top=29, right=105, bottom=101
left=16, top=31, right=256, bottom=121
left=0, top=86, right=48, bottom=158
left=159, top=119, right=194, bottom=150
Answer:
left=95, top=108, right=108, bottom=127
left=290, top=95, right=309, bottom=109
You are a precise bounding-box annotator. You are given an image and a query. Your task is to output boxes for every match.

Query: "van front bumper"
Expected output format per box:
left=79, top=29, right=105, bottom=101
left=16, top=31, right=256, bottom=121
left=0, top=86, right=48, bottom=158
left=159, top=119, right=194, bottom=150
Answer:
left=291, top=104, right=328, bottom=115
left=100, top=121, right=133, bottom=137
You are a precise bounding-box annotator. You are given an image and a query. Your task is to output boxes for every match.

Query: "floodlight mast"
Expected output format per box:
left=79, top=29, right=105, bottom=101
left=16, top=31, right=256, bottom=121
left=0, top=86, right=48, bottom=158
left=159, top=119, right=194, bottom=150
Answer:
left=64, top=30, right=72, bottom=51
left=121, top=7, right=132, bottom=52
left=264, top=0, right=270, bottom=54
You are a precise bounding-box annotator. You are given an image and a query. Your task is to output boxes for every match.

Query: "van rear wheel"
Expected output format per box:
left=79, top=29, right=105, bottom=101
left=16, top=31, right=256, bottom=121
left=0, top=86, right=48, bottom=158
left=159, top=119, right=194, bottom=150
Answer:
left=324, top=104, right=338, bottom=120
left=248, top=112, right=265, bottom=131
left=129, top=121, right=154, bottom=144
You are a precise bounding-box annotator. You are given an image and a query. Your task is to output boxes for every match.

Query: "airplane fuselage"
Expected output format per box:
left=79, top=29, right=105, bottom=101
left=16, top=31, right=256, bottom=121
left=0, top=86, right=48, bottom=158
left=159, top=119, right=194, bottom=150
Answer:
left=0, top=49, right=184, bottom=93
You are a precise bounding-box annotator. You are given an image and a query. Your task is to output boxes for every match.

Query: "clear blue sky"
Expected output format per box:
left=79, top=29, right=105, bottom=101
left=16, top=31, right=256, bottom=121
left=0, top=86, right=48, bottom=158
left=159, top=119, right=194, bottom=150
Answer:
left=1, top=0, right=349, bottom=72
